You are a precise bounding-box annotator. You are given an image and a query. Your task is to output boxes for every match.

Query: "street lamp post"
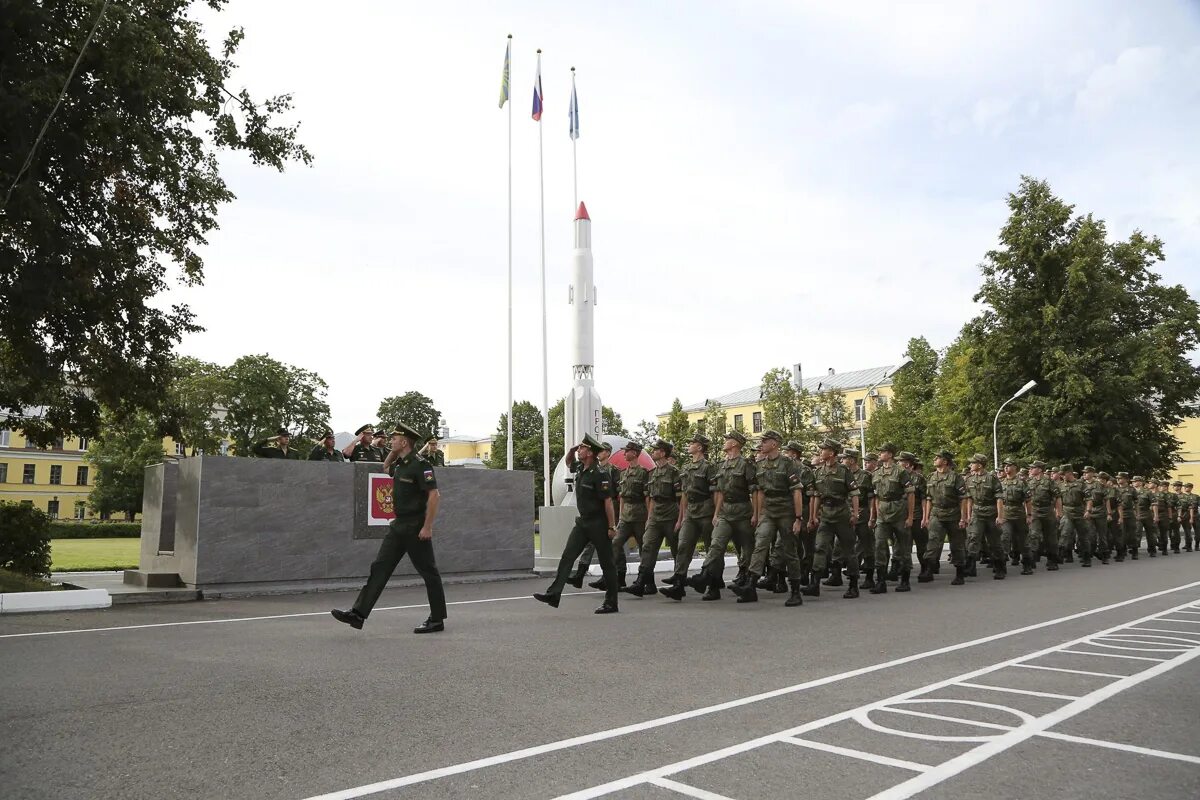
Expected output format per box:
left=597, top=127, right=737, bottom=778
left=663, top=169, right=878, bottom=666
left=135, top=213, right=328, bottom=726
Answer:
left=993, top=379, right=1037, bottom=468
left=859, top=358, right=913, bottom=458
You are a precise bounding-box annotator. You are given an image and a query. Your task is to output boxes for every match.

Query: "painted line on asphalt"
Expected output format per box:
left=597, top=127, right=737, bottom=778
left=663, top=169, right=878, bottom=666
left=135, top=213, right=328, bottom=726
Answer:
left=647, top=778, right=736, bottom=800
left=1011, top=663, right=1124, bottom=678
left=0, top=589, right=603, bottom=639
left=297, top=580, right=1200, bottom=800
left=781, top=737, right=932, bottom=772
left=1036, top=731, right=1200, bottom=765
left=954, top=681, right=1079, bottom=700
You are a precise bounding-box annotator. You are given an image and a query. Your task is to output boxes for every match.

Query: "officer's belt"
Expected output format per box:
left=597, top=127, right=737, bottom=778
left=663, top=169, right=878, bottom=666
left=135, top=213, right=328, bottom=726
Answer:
left=687, top=492, right=710, bottom=502
left=935, top=501, right=958, bottom=509
left=723, top=494, right=750, bottom=503
left=652, top=494, right=675, bottom=502
left=879, top=494, right=905, bottom=502
left=764, top=490, right=791, bottom=497
left=821, top=500, right=846, bottom=508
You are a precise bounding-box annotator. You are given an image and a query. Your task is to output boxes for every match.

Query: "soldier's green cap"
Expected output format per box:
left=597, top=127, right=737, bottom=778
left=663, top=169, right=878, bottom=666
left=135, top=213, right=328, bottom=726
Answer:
left=1098, top=471, right=1111, bottom=480
left=1173, top=480, right=1183, bottom=486
left=864, top=452, right=879, bottom=462
left=355, top=424, right=374, bottom=435
left=1116, top=471, right=1130, bottom=479
left=579, top=433, right=605, bottom=452
left=784, top=441, right=804, bottom=454
left=879, top=442, right=899, bottom=454
left=934, top=449, right=954, bottom=462
left=1059, top=463, right=1075, bottom=473
left=897, top=450, right=917, bottom=463
left=390, top=421, right=426, bottom=442
left=1030, top=460, right=1047, bottom=469
left=818, top=438, right=841, bottom=452
left=724, top=430, right=747, bottom=446
left=651, top=438, right=673, bottom=456
left=1082, top=465, right=1096, bottom=474
left=761, top=429, right=783, bottom=443
left=1002, top=457, right=1018, bottom=466
left=1185, top=483, right=1193, bottom=488
left=600, top=441, right=613, bottom=452
left=1132, top=475, right=1144, bottom=482
left=690, top=433, right=710, bottom=446
left=623, top=441, right=643, bottom=453
left=318, top=430, right=334, bottom=439
left=841, top=449, right=859, bottom=460
left=971, top=453, right=988, bottom=465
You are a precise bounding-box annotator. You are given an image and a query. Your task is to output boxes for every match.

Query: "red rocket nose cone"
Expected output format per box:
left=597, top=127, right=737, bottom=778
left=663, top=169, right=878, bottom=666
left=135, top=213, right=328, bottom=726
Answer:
left=575, top=202, right=590, bottom=221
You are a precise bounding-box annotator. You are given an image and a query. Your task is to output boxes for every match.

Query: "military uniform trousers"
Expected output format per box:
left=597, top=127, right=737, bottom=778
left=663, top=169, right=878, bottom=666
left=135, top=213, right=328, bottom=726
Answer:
left=549, top=516, right=619, bottom=606
left=797, top=521, right=817, bottom=574
left=854, top=518, right=875, bottom=572
left=1117, top=516, right=1136, bottom=555
left=923, top=516, right=965, bottom=568
left=702, top=503, right=754, bottom=580
left=612, top=520, right=646, bottom=579
left=1028, top=512, right=1056, bottom=561
left=813, top=508, right=858, bottom=577
left=910, top=514, right=928, bottom=569
left=673, top=515, right=713, bottom=579
left=354, top=517, right=447, bottom=621
left=1061, top=516, right=1090, bottom=557
left=751, top=514, right=800, bottom=579
left=967, top=513, right=1007, bottom=562
left=1090, top=515, right=1109, bottom=556
left=1182, top=515, right=1195, bottom=549
left=1003, top=516, right=1030, bottom=560
left=1136, top=517, right=1157, bottom=553
left=1168, top=515, right=1183, bottom=550
left=640, top=517, right=678, bottom=574
left=875, top=518, right=911, bottom=573
left=1156, top=518, right=1171, bottom=553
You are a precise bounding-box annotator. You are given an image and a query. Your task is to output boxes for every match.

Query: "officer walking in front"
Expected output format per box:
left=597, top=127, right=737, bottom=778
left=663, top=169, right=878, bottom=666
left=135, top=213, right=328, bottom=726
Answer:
left=331, top=423, right=447, bottom=634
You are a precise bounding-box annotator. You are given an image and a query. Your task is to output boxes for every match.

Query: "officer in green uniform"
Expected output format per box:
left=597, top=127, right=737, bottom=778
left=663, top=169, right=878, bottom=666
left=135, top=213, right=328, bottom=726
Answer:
left=1114, top=472, right=1137, bottom=560
left=1083, top=467, right=1111, bottom=564
left=613, top=442, right=651, bottom=595
left=965, top=453, right=1007, bottom=579
left=419, top=437, right=446, bottom=467
left=1000, top=459, right=1031, bottom=573
left=870, top=443, right=913, bottom=593
left=841, top=450, right=876, bottom=589
left=682, top=430, right=756, bottom=600
left=344, top=425, right=382, bottom=462
left=565, top=442, right=623, bottom=589
left=308, top=430, right=346, bottom=461
left=666, top=434, right=717, bottom=592
left=332, top=422, right=447, bottom=633
left=1025, top=461, right=1059, bottom=570
left=252, top=427, right=303, bottom=459
left=801, top=438, right=861, bottom=598
left=1056, top=464, right=1088, bottom=565
left=918, top=449, right=968, bottom=585
left=732, top=430, right=804, bottom=606
left=630, top=440, right=680, bottom=597
left=535, top=433, right=619, bottom=614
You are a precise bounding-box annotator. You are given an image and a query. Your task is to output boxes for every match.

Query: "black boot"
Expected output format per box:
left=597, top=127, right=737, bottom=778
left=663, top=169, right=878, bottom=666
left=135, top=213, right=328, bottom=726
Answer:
left=661, top=573, right=682, bottom=586
left=861, top=569, right=876, bottom=591
left=685, top=571, right=709, bottom=594
left=642, top=574, right=658, bottom=596
left=660, top=576, right=687, bottom=600
left=783, top=578, right=802, bottom=606
left=730, top=567, right=749, bottom=589
left=800, top=569, right=821, bottom=597
left=732, top=575, right=758, bottom=603
left=1020, top=557, right=1033, bottom=576
left=756, top=568, right=777, bottom=590
left=843, top=575, right=860, bottom=599
left=1131, top=548, right=1139, bottom=560
left=965, top=557, right=978, bottom=578
left=624, top=569, right=649, bottom=597
left=701, top=572, right=722, bottom=601
left=917, top=558, right=934, bottom=583
left=1046, top=554, right=1059, bottom=571
left=588, top=575, right=608, bottom=590
left=566, top=566, right=587, bottom=589
left=950, top=564, right=965, bottom=585
left=869, top=567, right=887, bottom=594
left=886, top=559, right=901, bottom=582
left=772, top=570, right=788, bottom=593
left=993, top=560, right=1006, bottom=580
left=1011, top=554, right=1021, bottom=567
left=822, top=565, right=844, bottom=587
left=896, top=571, right=911, bottom=592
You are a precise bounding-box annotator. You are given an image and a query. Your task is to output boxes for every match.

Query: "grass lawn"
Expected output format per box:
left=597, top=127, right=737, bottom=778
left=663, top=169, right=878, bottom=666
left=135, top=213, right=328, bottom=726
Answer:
left=51, top=538, right=140, bottom=572
left=0, top=568, right=60, bottom=593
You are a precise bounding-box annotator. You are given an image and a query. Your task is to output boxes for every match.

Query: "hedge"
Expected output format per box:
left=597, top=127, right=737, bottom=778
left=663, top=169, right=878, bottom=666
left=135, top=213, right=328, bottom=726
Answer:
left=49, top=522, right=142, bottom=539
left=0, top=502, right=53, bottom=578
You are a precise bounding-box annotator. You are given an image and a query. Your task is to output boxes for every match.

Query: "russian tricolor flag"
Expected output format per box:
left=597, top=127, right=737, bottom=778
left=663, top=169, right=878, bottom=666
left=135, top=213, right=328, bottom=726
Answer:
left=531, top=56, right=543, bottom=121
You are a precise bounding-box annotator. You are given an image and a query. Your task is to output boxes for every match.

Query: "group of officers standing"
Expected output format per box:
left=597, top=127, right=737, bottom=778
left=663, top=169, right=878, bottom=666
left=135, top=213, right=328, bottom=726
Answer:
left=537, top=428, right=1198, bottom=614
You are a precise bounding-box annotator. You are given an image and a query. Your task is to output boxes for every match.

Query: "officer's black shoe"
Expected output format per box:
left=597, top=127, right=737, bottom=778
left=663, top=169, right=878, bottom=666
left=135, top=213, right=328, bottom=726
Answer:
left=756, top=568, right=777, bottom=590
left=1080, top=558, right=1092, bottom=567
left=950, top=564, right=966, bottom=585
left=733, top=579, right=758, bottom=603
left=331, top=608, right=365, bottom=629
left=860, top=570, right=876, bottom=590
left=886, top=560, right=901, bottom=582
left=533, top=592, right=561, bottom=608
left=772, top=571, right=788, bottom=593
left=685, top=571, right=709, bottom=594
left=965, top=557, right=978, bottom=578
left=623, top=576, right=646, bottom=597
left=413, top=618, right=444, bottom=634
left=993, top=563, right=1005, bottom=579
left=660, top=583, right=686, bottom=601
left=822, top=568, right=844, bottom=588
left=594, top=603, right=619, bottom=614
left=1046, top=559, right=1059, bottom=571
left=1100, top=556, right=1110, bottom=565
left=917, top=559, right=934, bottom=583
left=661, top=573, right=682, bottom=586
left=785, top=579, right=803, bottom=606
left=896, top=572, right=912, bottom=592
left=1130, top=548, right=1139, bottom=559
left=588, top=576, right=608, bottom=590
left=869, top=568, right=887, bottom=594
left=843, top=576, right=860, bottom=599
left=643, top=576, right=659, bottom=596
left=566, top=568, right=586, bottom=589
left=800, top=571, right=821, bottom=597
left=1173, top=547, right=1181, bottom=554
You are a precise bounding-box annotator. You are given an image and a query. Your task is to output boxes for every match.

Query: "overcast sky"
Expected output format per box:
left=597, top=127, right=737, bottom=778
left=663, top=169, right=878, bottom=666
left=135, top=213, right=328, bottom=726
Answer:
left=164, top=0, right=1200, bottom=438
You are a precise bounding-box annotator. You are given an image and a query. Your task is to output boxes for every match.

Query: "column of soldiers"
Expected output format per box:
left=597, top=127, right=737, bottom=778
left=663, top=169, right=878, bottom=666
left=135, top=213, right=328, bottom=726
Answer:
left=544, top=427, right=1199, bottom=612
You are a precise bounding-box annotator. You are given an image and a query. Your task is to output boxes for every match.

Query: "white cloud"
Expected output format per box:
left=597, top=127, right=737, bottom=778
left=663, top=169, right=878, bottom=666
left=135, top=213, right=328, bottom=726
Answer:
left=1074, top=46, right=1166, bottom=116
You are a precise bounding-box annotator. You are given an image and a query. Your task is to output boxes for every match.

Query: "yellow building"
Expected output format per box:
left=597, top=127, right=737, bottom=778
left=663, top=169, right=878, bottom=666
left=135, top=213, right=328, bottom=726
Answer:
left=1169, top=407, right=1200, bottom=485
left=438, top=435, right=494, bottom=466
left=657, top=365, right=898, bottom=448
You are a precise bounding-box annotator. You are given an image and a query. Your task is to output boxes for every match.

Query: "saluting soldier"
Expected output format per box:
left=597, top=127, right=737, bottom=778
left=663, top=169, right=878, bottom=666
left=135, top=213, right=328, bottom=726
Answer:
left=418, top=436, right=446, bottom=467
left=612, top=442, right=650, bottom=594
left=667, top=434, right=718, bottom=592
left=308, top=430, right=346, bottom=462
left=630, top=440, right=681, bottom=598
left=252, top=427, right=303, bottom=459
left=344, top=425, right=382, bottom=462
left=566, top=441, right=624, bottom=589
left=801, top=439, right=861, bottom=598
left=1114, top=472, right=1138, bottom=560
left=918, top=449, right=968, bottom=585
left=1000, top=459, right=1032, bottom=574
left=1056, top=464, right=1087, bottom=565
left=535, top=433, right=620, bottom=614
left=332, top=422, right=447, bottom=634
left=680, top=430, right=757, bottom=601
left=1025, top=461, right=1059, bottom=570
left=868, top=443, right=913, bottom=593
left=733, top=430, right=804, bottom=606
left=965, top=453, right=1007, bottom=579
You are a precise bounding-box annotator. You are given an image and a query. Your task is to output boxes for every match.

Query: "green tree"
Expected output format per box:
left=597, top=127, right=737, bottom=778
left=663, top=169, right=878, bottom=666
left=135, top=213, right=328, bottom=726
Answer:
left=760, top=367, right=817, bottom=444
left=486, top=401, right=548, bottom=507
left=376, top=392, right=442, bottom=439
left=959, top=177, right=1200, bottom=474
left=162, top=356, right=229, bottom=457
left=1, top=1, right=312, bottom=445
left=632, top=419, right=659, bottom=448
left=926, top=334, right=987, bottom=462
left=221, top=354, right=331, bottom=455
left=660, top=398, right=692, bottom=456
left=701, top=399, right=727, bottom=440
left=0, top=502, right=52, bottom=579
left=87, top=410, right=167, bottom=521
left=813, top=387, right=852, bottom=446
left=602, top=407, right=630, bottom=438
left=865, top=338, right=941, bottom=457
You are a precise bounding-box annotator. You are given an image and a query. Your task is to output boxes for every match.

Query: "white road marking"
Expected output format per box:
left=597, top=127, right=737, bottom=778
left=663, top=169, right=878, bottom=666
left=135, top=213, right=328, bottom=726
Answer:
left=1011, top=664, right=1124, bottom=679
left=954, top=681, right=1079, bottom=700
left=1058, top=649, right=1166, bottom=662
left=648, top=778, right=737, bottom=800
left=872, top=707, right=1013, bottom=732
left=1036, top=731, right=1200, bottom=765
left=1126, top=626, right=1200, bottom=637
left=780, top=737, right=932, bottom=772
left=297, top=582, right=1200, bottom=800
left=1157, top=617, right=1200, bottom=624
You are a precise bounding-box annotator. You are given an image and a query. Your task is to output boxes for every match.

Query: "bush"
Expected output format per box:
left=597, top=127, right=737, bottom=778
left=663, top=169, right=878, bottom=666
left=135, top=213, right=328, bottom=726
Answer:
left=0, top=502, right=53, bottom=578
left=49, top=521, right=142, bottom=539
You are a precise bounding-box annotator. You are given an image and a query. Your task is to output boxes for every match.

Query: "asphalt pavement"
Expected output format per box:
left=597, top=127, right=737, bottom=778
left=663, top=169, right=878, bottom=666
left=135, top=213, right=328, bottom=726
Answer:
left=2, top=553, right=1199, bottom=800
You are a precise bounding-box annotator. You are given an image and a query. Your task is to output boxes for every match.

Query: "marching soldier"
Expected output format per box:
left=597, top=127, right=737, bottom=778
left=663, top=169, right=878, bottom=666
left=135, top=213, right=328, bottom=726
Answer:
left=1084, top=468, right=1112, bottom=564
left=801, top=439, right=861, bottom=599
left=680, top=430, right=757, bottom=601
left=1152, top=480, right=1172, bottom=556
left=895, top=452, right=926, bottom=580
left=613, top=442, right=650, bottom=594
left=1025, top=461, right=1060, bottom=570
left=965, top=454, right=1007, bottom=579
left=870, top=443, right=914, bottom=593
left=630, top=440, right=681, bottom=597
left=666, top=434, right=718, bottom=593
left=1134, top=477, right=1158, bottom=556
left=1169, top=481, right=1185, bottom=553
left=1056, top=465, right=1087, bottom=565
left=1115, top=472, right=1138, bottom=560
left=841, top=450, right=876, bottom=589
left=1000, top=459, right=1032, bottom=574
left=918, top=449, right=968, bottom=585
left=1183, top=483, right=1197, bottom=551
left=732, top=430, right=804, bottom=606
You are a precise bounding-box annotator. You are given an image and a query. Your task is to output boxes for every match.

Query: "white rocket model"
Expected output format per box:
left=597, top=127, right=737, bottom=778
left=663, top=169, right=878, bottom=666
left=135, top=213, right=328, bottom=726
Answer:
left=563, top=201, right=602, bottom=460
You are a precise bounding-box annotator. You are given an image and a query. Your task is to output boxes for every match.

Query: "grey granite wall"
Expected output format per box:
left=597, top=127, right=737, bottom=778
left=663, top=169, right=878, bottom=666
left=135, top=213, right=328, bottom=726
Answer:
left=139, top=457, right=534, bottom=589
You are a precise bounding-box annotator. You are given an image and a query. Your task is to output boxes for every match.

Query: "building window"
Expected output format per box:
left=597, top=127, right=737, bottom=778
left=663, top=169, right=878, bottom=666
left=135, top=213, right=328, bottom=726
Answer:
left=219, top=441, right=230, bottom=455
left=74, top=502, right=86, bottom=520
left=752, top=412, right=763, bottom=433
left=23, top=464, right=35, bottom=484
left=874, top=396, right=888, bottom=410
left=100, top=510, right=111, bottom=521
left=53, top=437, right=64, bottom=450
left=78, top=436, right=89, bottom=451
left=47, top=499, right=60, bottom=519
left=733, top=414, right=744, bottom=431
left=0, top=464, right=6, bottom=483
left=77, top=466, right=89, bottom=485
left=175, top=442, right=186, bottom=456
left=25, top=438, right=38, bottom=449
left=50, top=465, right=62, bottom=484
left=0, top=429, right=9, bottom=446
left=854, top=399, right=865, bottom=422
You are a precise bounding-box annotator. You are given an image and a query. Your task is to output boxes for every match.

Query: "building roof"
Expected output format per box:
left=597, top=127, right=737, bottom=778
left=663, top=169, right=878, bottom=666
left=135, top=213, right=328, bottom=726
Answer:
left=440, top=434, right=494, bottom=444
left=667, top=364, right=898, bottom=415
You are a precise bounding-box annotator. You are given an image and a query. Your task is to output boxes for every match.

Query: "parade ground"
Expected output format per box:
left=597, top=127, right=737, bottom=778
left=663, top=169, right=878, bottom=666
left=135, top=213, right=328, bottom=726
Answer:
left=3, top=557, right=1199, bottom=800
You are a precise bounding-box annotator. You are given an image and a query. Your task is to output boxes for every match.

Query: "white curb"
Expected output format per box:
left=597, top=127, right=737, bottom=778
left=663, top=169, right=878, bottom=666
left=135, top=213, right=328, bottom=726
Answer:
left=0, top=589, right=111, bottom=614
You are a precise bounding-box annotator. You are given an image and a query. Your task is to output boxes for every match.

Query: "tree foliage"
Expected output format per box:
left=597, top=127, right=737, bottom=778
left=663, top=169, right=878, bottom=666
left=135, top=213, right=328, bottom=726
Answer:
left=760, top=367, right=817, bottom=445
left=865, top=338, right=941, bottom=457
left=221, top=354, right=330, bottom=455
left=0, top=502, right=53, bottom=578
left=162, top=356, right=228, bottom=456
left=813, top=387, right=852, bottom=446
left=632, top=419, right=659, bottom=448
left=700, top=399, right=727, bottom=441
left=0, top=1, right=311, bottom=444
left=87, top=409, right=166, bottom=521
left=376, top=392, right=442, bottom=439
left=659, top=398, right=692, bottom=456
left=486, top=401, right=550, bottom=507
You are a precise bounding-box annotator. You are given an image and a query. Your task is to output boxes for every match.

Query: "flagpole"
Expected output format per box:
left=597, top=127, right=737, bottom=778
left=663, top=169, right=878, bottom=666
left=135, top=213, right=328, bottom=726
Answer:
left=506, top=35, right=514, bottom=471
left=537, top=49, right=551, bottom=507
left=570, top=66, right=577, bottom=211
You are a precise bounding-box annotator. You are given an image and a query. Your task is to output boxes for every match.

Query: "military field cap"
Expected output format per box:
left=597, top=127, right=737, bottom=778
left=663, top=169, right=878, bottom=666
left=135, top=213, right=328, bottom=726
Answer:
left=1098, top=471, right=1111, bottom=480
left=652, top=438, right=673, bottom=456
left=841, top=449, right=859, bottom=460
left=355, top=424, right=374, bottom=435
left=725, top=430, right=747, bottom=446
left=818, top=438, right=840, bottom=452
left=1082, top=465, right=1096, bottom=474
left=879, top=442, right=898, bottom=454
left=276, top=427, right=291, bottom=437
left=934, top=449, right=954, bottom=462
left=1132, top=475, right=1144, bottom=482
left=1030, top=460, right=1046, bottom=469
left=390, top=421, right=425, bottom=442
left=690, top=433, right=710, bottom=446
left=600, top=441, right=613, bottom=452
left=623, top=441, right=643, bottom=453
left=579, top=432, right=605, bottom=452
left=1059, top=463, right=1074, bottom=473
left=897, top=450, right=916, bottom=462
left=761, top=429, right=783, bottom=443
left=971, top=453, right=988, bottom=465
left=785, top=440, right=804, bottom=454
left=1186, top=483, right=1194, bottom=488
left=1173, top=480, right=1183, bottom=486
left=1116, top=471, right=1130, bottom=479
left=1002, top=456, right=1018, bottom=466
left=865, top=452, right=878, bottom=461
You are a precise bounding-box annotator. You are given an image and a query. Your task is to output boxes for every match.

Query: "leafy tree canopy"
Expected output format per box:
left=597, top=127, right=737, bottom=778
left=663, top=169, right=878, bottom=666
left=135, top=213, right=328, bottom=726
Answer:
left=87, top=409, right=166, bottom=520
left=221, top=354, right=330, bottom=455
left=376, top=392, right=441, bottom=440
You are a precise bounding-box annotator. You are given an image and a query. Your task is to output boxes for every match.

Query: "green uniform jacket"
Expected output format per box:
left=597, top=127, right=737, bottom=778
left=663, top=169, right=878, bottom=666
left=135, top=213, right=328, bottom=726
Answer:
left=618, top=465, right=649, bottom=523
left=756, top=454, right=802, bottom=518
left=1001, top=476, right=1028, bottom=515
left=927, top=469, right=967, bottom=522
left=680, top=459, right=717, bottom=519
left=813, top=462, right=856, bottom=522
left=647, top=462, right=682, bottom=523
left=348, top=442, right=382, bottom=462
left=965, top=471, right=1002, bottom=517
left=909, top=472, right=927, bottom=521
left=1117, top=484, right=1138, bottom=516
left=873, top=462, right=912, bottom=524
left=252, top=440, right=302, bottom=459
left=574, top=462, right=612, bottom=521
left=388, top=453, right=437, bottom=520
left=851, top=468, right=874, bottom=518
left=1085, top=480, right=1109, bottom=518
left=1027, top=475, right=1056, bottom=516
left=1059, top=480, right=1086, bottom=519
left=1135, top=488, right=1154, bottom=519
left=715, top=456, right=757, bottom=521
left=308, top=445, right=346, bottom=462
